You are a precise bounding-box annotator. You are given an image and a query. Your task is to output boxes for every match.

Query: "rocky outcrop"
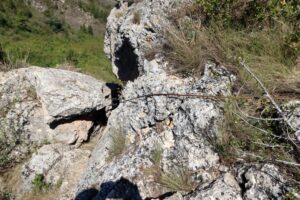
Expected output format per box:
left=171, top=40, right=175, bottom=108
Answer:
left=75, top=63, right=234, bottom=199
left=1, top=0, right=296, bottom=199
left=236, top=164, right=289, bottom=200
left=105, top=0, right=193, bottom=81
left=73, top=0, right=291, bottom=199
left=0, top=66, right=115, bottom=199
left=22, top=144, right=91, bottom=200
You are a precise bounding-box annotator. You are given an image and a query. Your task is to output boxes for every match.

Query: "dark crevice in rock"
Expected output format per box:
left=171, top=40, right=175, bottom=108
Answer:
left=49, top=107, right=108, bottom=130
left=238, top=170, right=248, bottom=197
left=145, top=26, right=155, bottom=33
left=145, top=192, right=176, bottom=200
left=116, top=0, right=135, bottom=9
left=106, top=82, right=122, bottom=110
left=114, top=37, right=139, bottom=82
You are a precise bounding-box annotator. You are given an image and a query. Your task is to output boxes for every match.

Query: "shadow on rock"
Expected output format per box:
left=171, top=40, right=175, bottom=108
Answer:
left=75, top=177, right=142, bottom=200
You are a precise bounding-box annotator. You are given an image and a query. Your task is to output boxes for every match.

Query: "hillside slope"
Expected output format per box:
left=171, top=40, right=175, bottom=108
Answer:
left=0, top=0, right=117, bottom=82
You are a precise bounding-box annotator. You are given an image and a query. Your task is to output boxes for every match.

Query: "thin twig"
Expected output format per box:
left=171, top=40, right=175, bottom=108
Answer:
left=240, top=60, right=296, bottom=131
left=233, top=111, right=284, bottom=139
left=253, top=141, right=283, bottom=148
left=239, top=150, right=300, bottom=167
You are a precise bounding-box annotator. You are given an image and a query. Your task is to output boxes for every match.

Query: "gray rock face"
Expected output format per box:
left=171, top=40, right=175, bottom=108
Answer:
left=104, top=0, right=192, bottom=81
left=186, top=173, right=243, bottom=200
left=0, top=67, right=111, bottom=169
left=23, top=67, right=110, bottom=124
left=75, top=63, right=234, bottom=199
left=284, top=100, right=300, bottom=141
left=21, top=143, right=91, bottom=200
left=236, top=164, right=288, bottom=200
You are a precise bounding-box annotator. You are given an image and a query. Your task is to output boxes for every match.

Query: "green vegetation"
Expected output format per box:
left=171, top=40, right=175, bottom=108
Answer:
left=158, top=167, right=197, bottom=192
left=164, top=0, right=300, bottom=185
left=149, top=143, right=163, bottom=166
left=32, top=174, right=51, bottom=193
left=144, top=144, right=197, bottom=192
left=0, top=190, right=14, bottom=200
left=0, top=0, right=117, bottom=82
left=166, top=1, right=299, bottom=92
left=107, top=128, right=127, bottom=161
left=78, top=0, right=110, bottom=22
left=133, top=11, right=141, bottom=24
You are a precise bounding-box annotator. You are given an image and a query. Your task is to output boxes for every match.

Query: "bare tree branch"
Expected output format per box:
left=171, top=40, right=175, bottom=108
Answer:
left=240, top=60, right=296, bottom=132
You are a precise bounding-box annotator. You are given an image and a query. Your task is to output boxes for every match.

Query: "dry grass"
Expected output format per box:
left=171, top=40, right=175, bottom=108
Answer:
left=22, top=189, right=60, bottom=200
left=106, top=128, right=127, bottom=161
left=165, top=23, right=222, bottom=76
left=158, top=167, right=197, bottom=192
left=132, top=11, right=141, bottom=24
left=144, top=144, right=197, bottom=193
left=165, top=20, right=299, bottom=94
left=216, top=98, right=300, bottom=181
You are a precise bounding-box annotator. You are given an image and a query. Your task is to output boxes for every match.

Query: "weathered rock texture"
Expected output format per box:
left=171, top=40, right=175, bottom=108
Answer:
left=105, top=0, right=193, bottom=81
left=0, top=67, right=111, bottom=190
left=76, top=63, right=234, bottom=199
left=22, top=144, right=91, bottom=200
left=236, top=164, right=289, bottom=200
left=1, top=0, right=295, bottom=199
left=74, top=0, right=290, bottom=199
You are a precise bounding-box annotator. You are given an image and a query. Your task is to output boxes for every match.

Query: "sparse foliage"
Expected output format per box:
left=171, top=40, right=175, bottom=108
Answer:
left=145, top=144, right=197, bottom=193
left=163, top=0, right=300, bottom=186
left=107, top=128, right=127, bottom=161
left=133, top=11, right=141, bottom=24
left=158, top=167, right=197, bottom=192
left=32, top=174, right=51, bottom=193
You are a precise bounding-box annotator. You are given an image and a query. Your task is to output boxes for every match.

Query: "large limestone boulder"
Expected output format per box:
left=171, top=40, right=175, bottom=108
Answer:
left=236, top=164, right=288, bottom=200
left=73, top=0, right=294, bottom=199
left=75, top=63, right=235, bottom=199
left=21, top=144, right=91, bottom=200
left=0, top=67, right=111, bottom=170
left=186, top=173, right=243, bottom=200
left=104, top=0, right=193, bottom=81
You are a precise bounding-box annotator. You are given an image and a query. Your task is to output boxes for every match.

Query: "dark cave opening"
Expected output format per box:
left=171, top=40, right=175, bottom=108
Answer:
left=114, top=38, right=140, bottom=82
left=49, top=108, right=108, bottom=130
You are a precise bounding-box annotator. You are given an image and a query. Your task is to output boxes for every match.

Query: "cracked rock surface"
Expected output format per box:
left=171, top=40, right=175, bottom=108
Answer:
left=1, top=0, right=296, bottom=199
left=0, top=67, right=111, bottom=199
left=74, top=0, right=291, bottom=199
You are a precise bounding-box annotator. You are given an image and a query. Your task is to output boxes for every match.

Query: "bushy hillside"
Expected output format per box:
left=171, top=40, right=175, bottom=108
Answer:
left=0, top=0, right=117, bottom=82
left=164, top=0, right=300, bottom=184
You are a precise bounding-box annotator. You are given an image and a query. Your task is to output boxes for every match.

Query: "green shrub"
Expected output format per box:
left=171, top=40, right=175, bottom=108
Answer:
left=78, top=0, right=110, bottom=22
left=80, top=25, right=94, bottom=35
left=32, top=174, right=51, bottom=193
left=0, top=0, right=117, bottom=82
left=107, top=128, right=127, bottom=161
left=195, top=0, right=300, bottom=28
left=144, top=145, right=197, bottom=192
left=47, top=17, right=65, bottom=33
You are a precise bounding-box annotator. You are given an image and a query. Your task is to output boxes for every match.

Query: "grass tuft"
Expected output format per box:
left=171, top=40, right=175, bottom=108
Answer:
left=144, top=144, right=197, bottom=193
left=32, top=174, right=51, bottom=193
left=107, top=128, right=127, bottom=162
